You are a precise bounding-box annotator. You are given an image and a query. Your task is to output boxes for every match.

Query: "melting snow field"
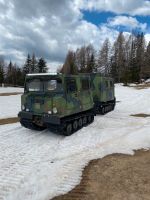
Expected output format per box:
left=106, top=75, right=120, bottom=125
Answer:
left=0, top=87, right=23, bottom=119
left=0, top=95, right=21, bottom=119
left=0, top=85, right=150, bottom=200
left=0, top=87, right=23, bottom=94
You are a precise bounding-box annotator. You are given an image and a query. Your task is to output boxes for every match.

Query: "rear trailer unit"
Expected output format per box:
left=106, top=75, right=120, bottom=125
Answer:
left=90, top=73, right=116, bottom=114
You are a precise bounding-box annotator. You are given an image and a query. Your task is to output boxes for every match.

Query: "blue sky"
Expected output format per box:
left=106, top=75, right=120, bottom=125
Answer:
left=83, top=10, right=150, bottom=33
left=83, top=11, right=116, bottom=26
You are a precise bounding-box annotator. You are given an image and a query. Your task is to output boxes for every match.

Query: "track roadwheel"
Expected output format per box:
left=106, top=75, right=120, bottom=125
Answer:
left=64, top=123, right=72, bottom=136
left=83, top=116, right=87, bottom=125
left=88, top=115, right=92, bottom=123
left=78, top=118, right=83, bottom=128
left=105, top=106, right=108, bottom=113
left=101, top=107, right=105, bottom=115
left=73, top=120, right=78, bottom=131
left=91, top=115, right=94, bottom=122
left=112, top=104, right=115, bottom=110
left=109, top=105, right=111, bottom=111
left=20, top=119, right=46, bottom=131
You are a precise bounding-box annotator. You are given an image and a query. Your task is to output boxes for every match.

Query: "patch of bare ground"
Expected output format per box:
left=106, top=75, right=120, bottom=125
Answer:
left=53, top=150, right=150, bottom=200
left=129, top=83, right=150, bottom=90
left=0, top=92, right=23, bottom=96
left=0, top=117, right=19, bottom=125
left=131, top=113, right=150, bottom=118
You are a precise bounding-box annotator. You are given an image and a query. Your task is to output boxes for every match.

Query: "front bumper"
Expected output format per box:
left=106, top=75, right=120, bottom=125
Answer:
left=18, top=111, right=61, bottom=125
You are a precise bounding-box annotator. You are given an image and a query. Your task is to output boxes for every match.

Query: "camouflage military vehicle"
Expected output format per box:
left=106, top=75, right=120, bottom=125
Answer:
left=90, top=73, right=116, bottom=114
left=18, top=73, right=95, bottom=136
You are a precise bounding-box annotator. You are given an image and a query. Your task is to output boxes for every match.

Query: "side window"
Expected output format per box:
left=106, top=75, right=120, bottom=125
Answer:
left=106, top=81, right=109, bottom=88
left=81, top=79, right=90, bottom=90
left=26, top=79, right=42, bottom=92
left=110, top=81, right=113, bottom=87
left=46, top=80, right=57, bottom=91
left=66, top=78, right=77, bottom=93
left=99, top=83, right=101, bottom=90
left=101, top=81, right=106, bottom=91
left=91, top=80, right=95, bottom=90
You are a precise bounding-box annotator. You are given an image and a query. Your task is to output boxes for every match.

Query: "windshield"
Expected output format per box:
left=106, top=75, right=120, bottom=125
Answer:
left=25, top=78, right=63, bottom=92
left=26, top=79, right=42, bottom=92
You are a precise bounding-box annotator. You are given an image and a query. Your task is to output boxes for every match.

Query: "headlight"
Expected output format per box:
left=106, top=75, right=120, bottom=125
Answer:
left=53, top=107, right=57, bottom=114
left=26, top=108, right=29, bottom=112
left=48, top=110, right=52, bottom=114
left=22, top=105, right=25, bottom=110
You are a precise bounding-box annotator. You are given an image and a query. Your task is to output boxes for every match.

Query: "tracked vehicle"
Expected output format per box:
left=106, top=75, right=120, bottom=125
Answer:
left=18, top=73, right=95, bottom=136
left=91, top=73, right=116, bottom=114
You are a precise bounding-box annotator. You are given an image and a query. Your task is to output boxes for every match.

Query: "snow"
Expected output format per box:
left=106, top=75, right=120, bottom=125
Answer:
left=115, top=84, right=150, bottom=114
left=0, top=87, right=23, bottom=94
left=0, top=87, right=23, bottom=119
left=145, top=78, right=150, bottom=83
left=0, top=85, right=150, bottom=200
left=27, top=73, right=58, bottom=76
left=0, top=95, right=21, bottom=119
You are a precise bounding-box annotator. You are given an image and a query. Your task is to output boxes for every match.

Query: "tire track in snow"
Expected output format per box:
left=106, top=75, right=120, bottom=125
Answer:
left=0, top=112, right=150, bottom=200
left=0, top=124, right=64, bottom=200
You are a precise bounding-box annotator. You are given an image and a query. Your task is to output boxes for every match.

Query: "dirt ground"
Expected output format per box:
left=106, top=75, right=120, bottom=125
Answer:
left=131, top=113, right=150, bottom=118
left=129, top=83, right=150, bottom=90
left=53, top=150, right=150, bottom=200
left=0, top=117, right=19, bottom=125
left=0, top=92, right=23, bottom=96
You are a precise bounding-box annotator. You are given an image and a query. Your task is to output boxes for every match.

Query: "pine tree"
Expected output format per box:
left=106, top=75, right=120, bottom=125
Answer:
left=0, top=66, right=4, bottom=84
left=144, top=41, right=150, bottom=79
left=98, top=38, right=111, bottom=75
left=128, top=32, right=146, bottom=82
left=12, top=63, right=17, bottom=86
left=128, top=34, right=138, bottom=82
left=23, top=54, right=32, bottom=74
left=6, top=61, right=13, bottom=85
left=0, top=58, right=5, bottom=84
left=110, top=32, right=126, bottom=82
left=75, top=46, right=86, bottom=73
left=37, top=57, right=48, bottom=73
left=85, top=44, right=95, bottom=73
left=31, top=53, right=37, bottom=73
left=16, top=67, right=24, bottom=86
left=136, top=33, right=146, bottom=81
left=74, top=44, right=96, bottom=73
left=86, top=53, right=95, bottom=73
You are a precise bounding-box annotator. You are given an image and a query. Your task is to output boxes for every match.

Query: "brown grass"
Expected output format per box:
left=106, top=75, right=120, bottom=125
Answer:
left=129, top=83, right=150, bottom=90
left=0, top=92, right=23, bottom=96
left=53, top=150, right=150, bottom=200
left=0, top=117, right=19, bottom=125
left=131, top=113, right=150, bottom=118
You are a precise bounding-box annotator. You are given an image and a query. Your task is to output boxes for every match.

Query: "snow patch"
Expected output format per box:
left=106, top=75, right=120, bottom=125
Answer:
left=0, top=87, right=23, bottom=94
left=0, top=95, right=21, bottom=119
left=0, top=84, right=150, bottom=200
left=145, top=78, right=150, bottom=83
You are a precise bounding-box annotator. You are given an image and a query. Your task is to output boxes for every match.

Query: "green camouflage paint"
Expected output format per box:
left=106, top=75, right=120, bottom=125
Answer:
left=90, top=73, right=115, bottom=103
left=21, top=74, right=94, bottom=119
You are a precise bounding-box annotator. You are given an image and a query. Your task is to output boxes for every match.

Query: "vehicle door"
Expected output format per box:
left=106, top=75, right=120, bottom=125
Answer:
left=65, top=78, right=80, bottom=115
left=79, top=77, right=93, bottom=110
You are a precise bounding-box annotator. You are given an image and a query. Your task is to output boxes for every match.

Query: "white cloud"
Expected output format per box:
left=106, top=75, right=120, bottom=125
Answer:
left=0, top=0, right=149, bottom=71
left=0, top=0, right=120, bottom=69
left=145, top=34, right=150, bottom=45
left=80, top=0, right=150, bottom=16
left=108, top=16, right=147, bottom=31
